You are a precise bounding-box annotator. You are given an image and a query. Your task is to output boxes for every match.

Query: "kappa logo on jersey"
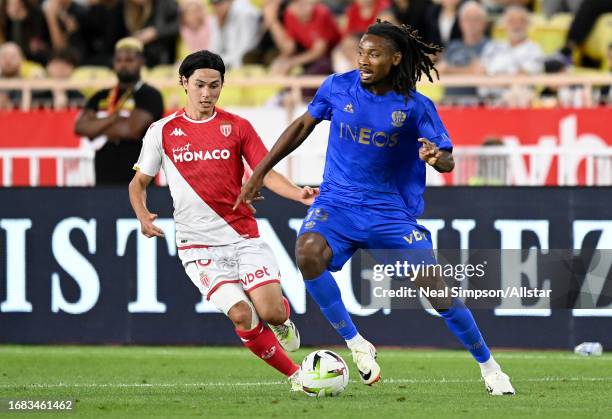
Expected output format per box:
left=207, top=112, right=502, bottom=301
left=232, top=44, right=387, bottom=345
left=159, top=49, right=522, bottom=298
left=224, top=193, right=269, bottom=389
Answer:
left=220, top=124, right=232, bottom=137
left=240, top=266, right=271, bottom=286
left=170, top=127, right=187, bottom=136
left=343, top=103, right=354, bottom=113
left=172, top=143, right=230, bottom=163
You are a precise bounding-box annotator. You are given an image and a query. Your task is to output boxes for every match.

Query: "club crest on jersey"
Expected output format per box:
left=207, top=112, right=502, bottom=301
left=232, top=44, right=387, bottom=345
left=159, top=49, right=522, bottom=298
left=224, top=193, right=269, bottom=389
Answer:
left=391, top=111, right=406, bottom=127
left=220, top=124, right=232, bottom=137
left=343, top=103, right=354, bottom=113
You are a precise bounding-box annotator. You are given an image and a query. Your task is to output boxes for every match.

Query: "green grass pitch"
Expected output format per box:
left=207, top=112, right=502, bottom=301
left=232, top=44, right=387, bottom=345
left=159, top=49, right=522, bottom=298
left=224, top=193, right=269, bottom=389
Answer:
left=0, top=346, right=610, bottom=418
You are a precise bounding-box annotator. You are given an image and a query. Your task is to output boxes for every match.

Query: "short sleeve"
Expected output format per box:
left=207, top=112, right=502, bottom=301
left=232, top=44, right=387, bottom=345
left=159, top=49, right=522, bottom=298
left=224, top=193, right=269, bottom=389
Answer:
left=416, top=97, right=453, bottom=151
left=135, top=85, right=164, bottom=121
left=84, top=90, right=106, bottom=112
left=240, top=119, right=268, bottom=170
left=133, top=121, right=163, bottom=176
left=307, top=74, right=334, bottom=121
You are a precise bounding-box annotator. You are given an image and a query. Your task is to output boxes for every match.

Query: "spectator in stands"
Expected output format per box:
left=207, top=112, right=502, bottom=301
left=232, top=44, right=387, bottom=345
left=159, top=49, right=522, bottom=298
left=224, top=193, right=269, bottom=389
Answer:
left=437, top=1, right=489, bottom=102
left=74, top=38, right=163, bottom=185
left=268, top=0, right=341, bottom=76
left=542, top=0, right=583, bottom=17
left=208, top=0, right=260, bottom=69
left=378, top=0, right=434, bottom=44
left=481, top=6, right=543, bottom=75
left=120, top=0, right=179, bottom=67
left=42, top=0, right=87, bottom=61
left=341, top=0, right=389, bottom=36
left=428, top=0, right=463, bottom=47
left=178, top=0, right=213, bottom=59
left=438, top=1, right=488, bottom=75
left=480, top=5, right=543, bottom=105
left=0, top=0, right=50, bottom=64
left=33, top=48, right=84, bottom=109
left=0, top=41, right=23, bottom=109
left=80, top=0, right=123, bottom=67
left=243, top=0, right=289, bottom=66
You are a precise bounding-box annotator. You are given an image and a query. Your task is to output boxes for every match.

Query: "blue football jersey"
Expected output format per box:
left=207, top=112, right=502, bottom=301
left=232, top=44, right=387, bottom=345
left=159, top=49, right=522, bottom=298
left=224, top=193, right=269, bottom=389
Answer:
left=307, top=70, right=453, bottom=218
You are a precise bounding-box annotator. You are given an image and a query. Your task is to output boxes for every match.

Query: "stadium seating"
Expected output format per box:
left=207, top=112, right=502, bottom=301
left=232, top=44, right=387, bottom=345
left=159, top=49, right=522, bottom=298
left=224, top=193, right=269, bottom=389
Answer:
left=491, top=13, right=572, bottom=54
left=582, top=13, right=612, bottom=69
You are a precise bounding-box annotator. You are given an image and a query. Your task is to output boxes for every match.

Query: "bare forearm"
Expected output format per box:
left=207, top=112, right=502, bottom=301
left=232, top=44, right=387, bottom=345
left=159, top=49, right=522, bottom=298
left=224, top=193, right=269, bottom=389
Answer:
left=103, top=117, right=142, bottom=140
left=433, top=152, right=455, bottom=173
left=75, top=114, right=117, bottom=138
left=268, top=21, right=294, bottom=56
left=287, top=43, right=326, bottom=68
left=128, top=178, right=150, bottom=220
left=45, top=15, right=67, bottom=49
left=263, top=169, right=303, bottom=202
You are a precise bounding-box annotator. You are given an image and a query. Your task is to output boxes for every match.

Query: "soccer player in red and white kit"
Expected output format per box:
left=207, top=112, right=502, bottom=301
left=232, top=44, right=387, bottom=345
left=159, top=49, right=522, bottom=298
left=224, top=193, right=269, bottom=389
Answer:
left=128, top=50, right=317, bottom=390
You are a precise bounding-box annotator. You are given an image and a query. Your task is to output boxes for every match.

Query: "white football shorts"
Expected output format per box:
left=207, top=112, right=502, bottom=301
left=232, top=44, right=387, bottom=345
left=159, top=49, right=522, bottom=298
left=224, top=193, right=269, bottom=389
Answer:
left=183, top=237, right=281, bottom=301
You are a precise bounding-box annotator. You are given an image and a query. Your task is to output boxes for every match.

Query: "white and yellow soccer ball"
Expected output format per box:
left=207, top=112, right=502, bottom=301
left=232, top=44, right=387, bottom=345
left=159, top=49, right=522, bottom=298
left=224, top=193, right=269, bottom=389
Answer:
left=300, top=350, right=349, bottom=397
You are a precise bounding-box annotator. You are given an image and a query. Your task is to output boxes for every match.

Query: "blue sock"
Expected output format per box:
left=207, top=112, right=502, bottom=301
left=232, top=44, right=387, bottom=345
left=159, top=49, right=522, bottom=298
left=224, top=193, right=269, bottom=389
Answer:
left=439, top=299, right=491, bottom=363
left=304, top=270, right=358, bottom=340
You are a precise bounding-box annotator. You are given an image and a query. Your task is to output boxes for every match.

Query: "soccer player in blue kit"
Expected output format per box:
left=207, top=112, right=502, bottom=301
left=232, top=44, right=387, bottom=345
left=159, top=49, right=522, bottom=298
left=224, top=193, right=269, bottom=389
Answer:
left=236, top=21, right=515, bottom=395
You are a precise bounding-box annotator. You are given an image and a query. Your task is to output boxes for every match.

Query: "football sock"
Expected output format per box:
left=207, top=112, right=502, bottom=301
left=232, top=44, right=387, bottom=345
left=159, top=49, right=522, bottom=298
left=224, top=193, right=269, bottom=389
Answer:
left=304, top=270, right=358, bottom=340
left=346, top=333, right=366, bottom=349
left=236, top=321, right=299, bottom=377
left=438, top=299, right=491, bottom=363
left=282, top=296, right=290, bottom=323
left=479, top=356, right=501, bottom=376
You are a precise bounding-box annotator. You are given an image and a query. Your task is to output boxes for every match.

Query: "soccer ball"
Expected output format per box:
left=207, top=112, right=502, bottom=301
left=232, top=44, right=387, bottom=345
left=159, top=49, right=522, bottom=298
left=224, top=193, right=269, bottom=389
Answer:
left=300, top=350, right=349, bottom=397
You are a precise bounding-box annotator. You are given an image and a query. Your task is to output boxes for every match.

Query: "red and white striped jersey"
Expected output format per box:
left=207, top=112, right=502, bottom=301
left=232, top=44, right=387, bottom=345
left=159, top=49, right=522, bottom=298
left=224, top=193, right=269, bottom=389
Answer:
left=134, top=108, right=268, bottom=259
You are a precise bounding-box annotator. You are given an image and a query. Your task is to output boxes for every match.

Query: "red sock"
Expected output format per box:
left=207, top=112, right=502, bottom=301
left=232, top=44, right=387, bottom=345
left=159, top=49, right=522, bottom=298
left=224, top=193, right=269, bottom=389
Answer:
left=236, top=322, right=299, bottom=377
left=282, top=297, right=290, bottom=322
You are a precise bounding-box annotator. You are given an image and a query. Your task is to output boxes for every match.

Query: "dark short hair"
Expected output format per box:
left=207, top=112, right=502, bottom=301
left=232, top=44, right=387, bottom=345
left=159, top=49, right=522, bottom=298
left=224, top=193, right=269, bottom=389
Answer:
left=178, top=50, right=226, bottom=83
left=48, top=48, right=80, bottom=67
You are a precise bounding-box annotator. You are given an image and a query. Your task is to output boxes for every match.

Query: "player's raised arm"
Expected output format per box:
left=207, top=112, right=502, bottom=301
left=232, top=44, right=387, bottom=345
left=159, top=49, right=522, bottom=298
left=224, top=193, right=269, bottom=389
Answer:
left=128, top=171, right=164, bottom=238
left=234, top=111, right=320, bottom=207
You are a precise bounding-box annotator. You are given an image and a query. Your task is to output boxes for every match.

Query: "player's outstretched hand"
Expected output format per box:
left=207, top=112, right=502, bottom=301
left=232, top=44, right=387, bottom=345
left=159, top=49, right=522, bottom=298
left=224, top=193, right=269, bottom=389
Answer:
left=234, top=174, right=265, bottom=212
left=418, top=138, right=442, bottom=166
left=140, top=213, right=165, bottom=238
left=299, top=186, right=320, bottom=206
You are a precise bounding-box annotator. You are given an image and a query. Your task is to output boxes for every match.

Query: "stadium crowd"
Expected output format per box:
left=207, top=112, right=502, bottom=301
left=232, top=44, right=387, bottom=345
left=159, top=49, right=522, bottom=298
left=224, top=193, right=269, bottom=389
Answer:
left=0, top=0, right=611, bottom=109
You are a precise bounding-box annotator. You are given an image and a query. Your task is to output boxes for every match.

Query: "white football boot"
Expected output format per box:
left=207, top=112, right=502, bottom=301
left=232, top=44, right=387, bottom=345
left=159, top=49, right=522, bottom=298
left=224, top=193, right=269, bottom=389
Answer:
left=349, top=340, right=381, bottom=385
left=269, top=319, right=300, bottom=352
left=483, top=370, right=516, bottom=395
left=288, top=368, right=303, bottom=392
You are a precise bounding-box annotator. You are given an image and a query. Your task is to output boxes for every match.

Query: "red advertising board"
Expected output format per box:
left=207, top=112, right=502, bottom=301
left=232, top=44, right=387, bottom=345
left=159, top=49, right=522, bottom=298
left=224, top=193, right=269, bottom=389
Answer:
left=1, top=108, right=610, bottom=185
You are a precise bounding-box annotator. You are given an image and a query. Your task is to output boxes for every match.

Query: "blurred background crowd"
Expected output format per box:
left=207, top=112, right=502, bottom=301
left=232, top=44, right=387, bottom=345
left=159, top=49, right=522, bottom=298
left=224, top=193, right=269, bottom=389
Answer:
left=0, top=0, right=611, bottom=109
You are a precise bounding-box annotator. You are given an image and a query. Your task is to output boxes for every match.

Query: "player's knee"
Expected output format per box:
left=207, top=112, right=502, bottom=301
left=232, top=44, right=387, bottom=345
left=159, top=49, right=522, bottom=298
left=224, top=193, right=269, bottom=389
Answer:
left=296, top=236, right=328, bottom=278
left=227, top=301, right=254, bottom=330
left=258, top=303, right=287, bottom=326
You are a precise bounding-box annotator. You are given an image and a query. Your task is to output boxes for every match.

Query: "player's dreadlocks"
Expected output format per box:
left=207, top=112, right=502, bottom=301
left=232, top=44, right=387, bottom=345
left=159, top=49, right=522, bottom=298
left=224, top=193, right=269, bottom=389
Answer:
left=366, top=20, right=442, bottom=98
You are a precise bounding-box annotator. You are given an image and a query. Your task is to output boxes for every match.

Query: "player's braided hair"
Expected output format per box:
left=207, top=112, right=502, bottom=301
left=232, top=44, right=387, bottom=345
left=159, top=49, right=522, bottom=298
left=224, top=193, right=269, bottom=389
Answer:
left=365, top=20, right=442, bottom=98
